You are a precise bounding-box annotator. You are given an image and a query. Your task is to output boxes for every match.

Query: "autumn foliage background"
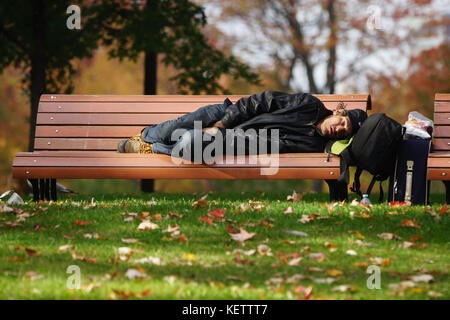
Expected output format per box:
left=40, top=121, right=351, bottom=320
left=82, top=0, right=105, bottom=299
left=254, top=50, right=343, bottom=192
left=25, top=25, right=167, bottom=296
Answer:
left=0, top=0, right=449, bottom=195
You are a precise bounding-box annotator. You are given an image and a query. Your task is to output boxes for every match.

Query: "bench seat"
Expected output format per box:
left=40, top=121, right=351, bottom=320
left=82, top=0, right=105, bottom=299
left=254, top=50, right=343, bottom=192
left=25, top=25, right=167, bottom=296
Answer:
left=12, top=93, right=371, bottom=201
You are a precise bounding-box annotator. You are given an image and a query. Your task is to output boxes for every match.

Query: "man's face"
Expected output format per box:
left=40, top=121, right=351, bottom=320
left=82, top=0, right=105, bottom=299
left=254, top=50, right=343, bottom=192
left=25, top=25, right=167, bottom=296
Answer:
left=320, top=115, right=352, bottom=139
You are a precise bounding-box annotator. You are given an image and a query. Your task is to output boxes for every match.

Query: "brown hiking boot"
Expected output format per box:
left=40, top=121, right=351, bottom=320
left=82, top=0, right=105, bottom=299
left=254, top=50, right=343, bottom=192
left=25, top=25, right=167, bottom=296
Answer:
left=117, top=134, right=153, bottom=154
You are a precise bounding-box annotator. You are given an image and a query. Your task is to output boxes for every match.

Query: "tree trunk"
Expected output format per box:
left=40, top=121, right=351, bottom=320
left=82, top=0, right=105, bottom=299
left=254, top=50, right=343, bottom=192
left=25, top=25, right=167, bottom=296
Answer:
left=28, top=0, right=46, bottom=152
left=326, top=0, right=337, bottom=94
left=140, top=50, right=158, bottom=193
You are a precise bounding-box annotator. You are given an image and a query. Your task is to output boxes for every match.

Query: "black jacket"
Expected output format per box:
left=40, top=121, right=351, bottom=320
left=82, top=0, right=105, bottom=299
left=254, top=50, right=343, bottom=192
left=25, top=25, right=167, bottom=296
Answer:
left=220, top=91, right=332, bottom=153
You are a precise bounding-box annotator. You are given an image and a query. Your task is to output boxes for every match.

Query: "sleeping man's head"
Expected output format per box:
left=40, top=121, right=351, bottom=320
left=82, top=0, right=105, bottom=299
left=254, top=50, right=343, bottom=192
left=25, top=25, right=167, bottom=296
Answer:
left=317, top=105, right=367, bottom=139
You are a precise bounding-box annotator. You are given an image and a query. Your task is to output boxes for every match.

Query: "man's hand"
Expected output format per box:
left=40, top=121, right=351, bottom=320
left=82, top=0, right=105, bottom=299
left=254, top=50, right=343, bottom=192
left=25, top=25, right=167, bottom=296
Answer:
left=201, top=120, right=225, bottom=135
left=213, top=120, right=225, bottom=128
left=202, top=127, right=219, bottom=135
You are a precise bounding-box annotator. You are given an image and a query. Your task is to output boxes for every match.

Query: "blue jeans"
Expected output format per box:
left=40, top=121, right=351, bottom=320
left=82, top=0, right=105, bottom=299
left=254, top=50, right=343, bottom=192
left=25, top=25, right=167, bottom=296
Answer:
left=141, top=98, right=232, bottom=159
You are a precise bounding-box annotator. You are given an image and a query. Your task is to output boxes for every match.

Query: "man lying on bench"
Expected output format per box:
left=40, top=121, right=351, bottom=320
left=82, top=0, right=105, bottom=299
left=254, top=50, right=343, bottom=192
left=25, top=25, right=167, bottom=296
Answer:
left=117, top=91, right=367, bottom=161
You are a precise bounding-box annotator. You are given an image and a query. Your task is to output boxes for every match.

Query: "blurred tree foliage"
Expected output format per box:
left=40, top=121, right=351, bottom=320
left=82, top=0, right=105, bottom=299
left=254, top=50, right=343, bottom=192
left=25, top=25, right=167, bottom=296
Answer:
left=0, top=0, right=260, bottom=153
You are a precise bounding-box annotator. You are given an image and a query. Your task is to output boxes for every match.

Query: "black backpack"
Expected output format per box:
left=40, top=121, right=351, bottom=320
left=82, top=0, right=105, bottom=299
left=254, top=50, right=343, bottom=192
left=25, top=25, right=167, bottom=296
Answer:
left=337, top=113, right=404, bottom=201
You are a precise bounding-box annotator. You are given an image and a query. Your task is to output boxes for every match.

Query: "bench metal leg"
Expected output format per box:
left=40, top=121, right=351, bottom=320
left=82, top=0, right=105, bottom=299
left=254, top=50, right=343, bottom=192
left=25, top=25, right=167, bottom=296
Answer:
left=30, top=179, right=39, bottom=202
left=325, top=179, right=348, bottom=202
left=39, top=179, right=45, bottom=201
left=50, top=179, right=57, bottom=201
left=443, top=181, right=450, bottom=203
left=44, top=179, right=50, bottom=201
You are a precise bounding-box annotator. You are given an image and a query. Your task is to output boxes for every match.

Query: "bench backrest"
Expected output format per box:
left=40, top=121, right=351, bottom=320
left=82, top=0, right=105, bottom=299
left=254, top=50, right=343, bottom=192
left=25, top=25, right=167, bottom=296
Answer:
left=34, top=94, right=371, bottom=152
left=432, top=93, right=450, bottom=151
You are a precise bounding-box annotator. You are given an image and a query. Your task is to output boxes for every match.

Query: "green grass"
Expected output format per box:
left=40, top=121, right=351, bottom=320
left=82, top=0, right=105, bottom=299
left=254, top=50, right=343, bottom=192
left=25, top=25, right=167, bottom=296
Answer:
left=0, top=191, right=448, bottom=300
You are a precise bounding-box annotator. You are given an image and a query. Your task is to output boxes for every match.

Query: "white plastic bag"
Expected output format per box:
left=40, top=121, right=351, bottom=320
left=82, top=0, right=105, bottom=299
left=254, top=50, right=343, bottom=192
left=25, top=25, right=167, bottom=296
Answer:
left=404, top=111, right=434, bottom=139
left=0, top=190, right=25, bottom=205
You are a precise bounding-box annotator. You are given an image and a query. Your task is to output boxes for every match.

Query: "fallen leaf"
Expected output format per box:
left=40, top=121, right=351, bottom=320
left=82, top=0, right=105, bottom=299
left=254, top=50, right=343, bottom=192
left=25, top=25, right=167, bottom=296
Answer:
left=133, top=256, right=164, bottom=265
left=280, top=229, right=308, bottom=237
left=439, top=203, right=448, bottom=214
left=125, top=268, right=147, bottom=280
left=408, top=235, right=423, bottom=243
left=411, top=274, right=434, bottom=283
left=121, top=238, right=138, bottom=244
left=308, top=252, right=326, bottom=261
left=229, top=228, right=256, bottom=242
left=399, top=241, right=414, bottom=249
left=326, top=269, right=343, bottom=277
left=75, top=219, right=93, bottom=226
left=283, top=207, right=295, bottom=214
left=355, top=240, right=376, bottom=247
left=25, top=248, right=39, bottom=256
left=377, top=233, right=401, bottom=240
left=199, top=216, right=214, bottom=225
left=346, top=250, right=357, bottom=256
left=208, top=208, right=225, bottom=219
left=369, top=257, right=390, bottom=266
left=257, top=244, right=273, bottom=256
left=287, top=190, right=302, bottom=202
left=152, top=213, right=162, bottom=221
left=292, top=285, right=313, bottom=299
left=401, top=218, right=421, bottom=229
left=182, top=253, right=197, bottom=261
left=72, top=251, right=96, bottom=264
left=299, top=215, right=313, bottom=224
left=192, top=194, right=208, bottom=208
left=332, top=285, right=357, bottom=292
left=288, top=257, right=302, bottom=266
left=59, top=244, right=75, bottom=251
left=137, top=220, right=159, bottom=231
left=349, top=230, right=365, bottom=239
left=313, top=277, right=336, bottom=284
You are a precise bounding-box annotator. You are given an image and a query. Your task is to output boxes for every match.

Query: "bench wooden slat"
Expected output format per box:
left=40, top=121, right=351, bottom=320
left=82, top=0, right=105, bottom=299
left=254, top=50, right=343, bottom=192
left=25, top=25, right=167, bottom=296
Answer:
left=35, top=126, right=147, bottom=138
left=12, top=167, right=340, bottom=180
left=435, top=93, right=450, bottom=101
left=36, top=113, right=185, bottom=125
left=427, top=157, right=450, bottom=167
left=39, top=101, right=369, bottom=113
left=431, top=138, right=450, bottom=151
left=432, top=113, right=450, bottom=125
left=13, top=156, right=340, bottom=168
left=34, top=138, right=122, bottom=150
left=16, top=151, right=337, bottom=158
left=433, top=126, right=450, bottom=138
left=434, top=101, right=450, bottom=113
left=428, top=169, right=450, bottom=180
left=40, top=94, right=371, bottom=104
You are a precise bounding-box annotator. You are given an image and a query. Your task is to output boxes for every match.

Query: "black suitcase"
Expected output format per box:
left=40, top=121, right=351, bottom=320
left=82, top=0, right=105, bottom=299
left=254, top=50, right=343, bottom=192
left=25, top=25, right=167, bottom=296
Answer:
left=388, top=139, right=431, bottom=205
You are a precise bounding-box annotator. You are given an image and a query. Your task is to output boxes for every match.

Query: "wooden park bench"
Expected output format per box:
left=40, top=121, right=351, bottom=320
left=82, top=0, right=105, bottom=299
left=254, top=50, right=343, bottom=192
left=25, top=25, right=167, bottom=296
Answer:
left=12, top=94, right=371, bottom=201
left=427, top=93, right=450, bottom=202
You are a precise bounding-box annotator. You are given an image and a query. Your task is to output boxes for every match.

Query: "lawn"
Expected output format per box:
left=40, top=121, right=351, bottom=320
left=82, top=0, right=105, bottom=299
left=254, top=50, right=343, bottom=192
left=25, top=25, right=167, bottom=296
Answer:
left=0, top=191, right=448, bottom=300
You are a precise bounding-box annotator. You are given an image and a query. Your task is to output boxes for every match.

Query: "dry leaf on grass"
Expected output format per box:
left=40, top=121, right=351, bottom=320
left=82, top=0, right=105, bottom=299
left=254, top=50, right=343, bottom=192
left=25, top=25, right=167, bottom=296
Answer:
left=283, top=207, right=295, bottom=214
left=229, top=228, right=256, bottom=242
left=192, top=195, right=208, bottom=208
left=125, top=268, right=147, bottom=280
left=137, top=220, right=159, bottom=231
left=59, top=244, right=74, bottom=251
left=280, top=229, right=308, bottom=237
left=401, top=218, right=421, bottom=229
left=377, top=233, right=402, bottom=240
left=287, top=190, right=302, bottom=202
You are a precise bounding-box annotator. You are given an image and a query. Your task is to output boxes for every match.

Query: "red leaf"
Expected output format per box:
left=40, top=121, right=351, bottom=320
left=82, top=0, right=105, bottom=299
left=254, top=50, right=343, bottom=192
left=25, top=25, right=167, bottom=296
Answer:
left=208, top=209, right=225, bottom=219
